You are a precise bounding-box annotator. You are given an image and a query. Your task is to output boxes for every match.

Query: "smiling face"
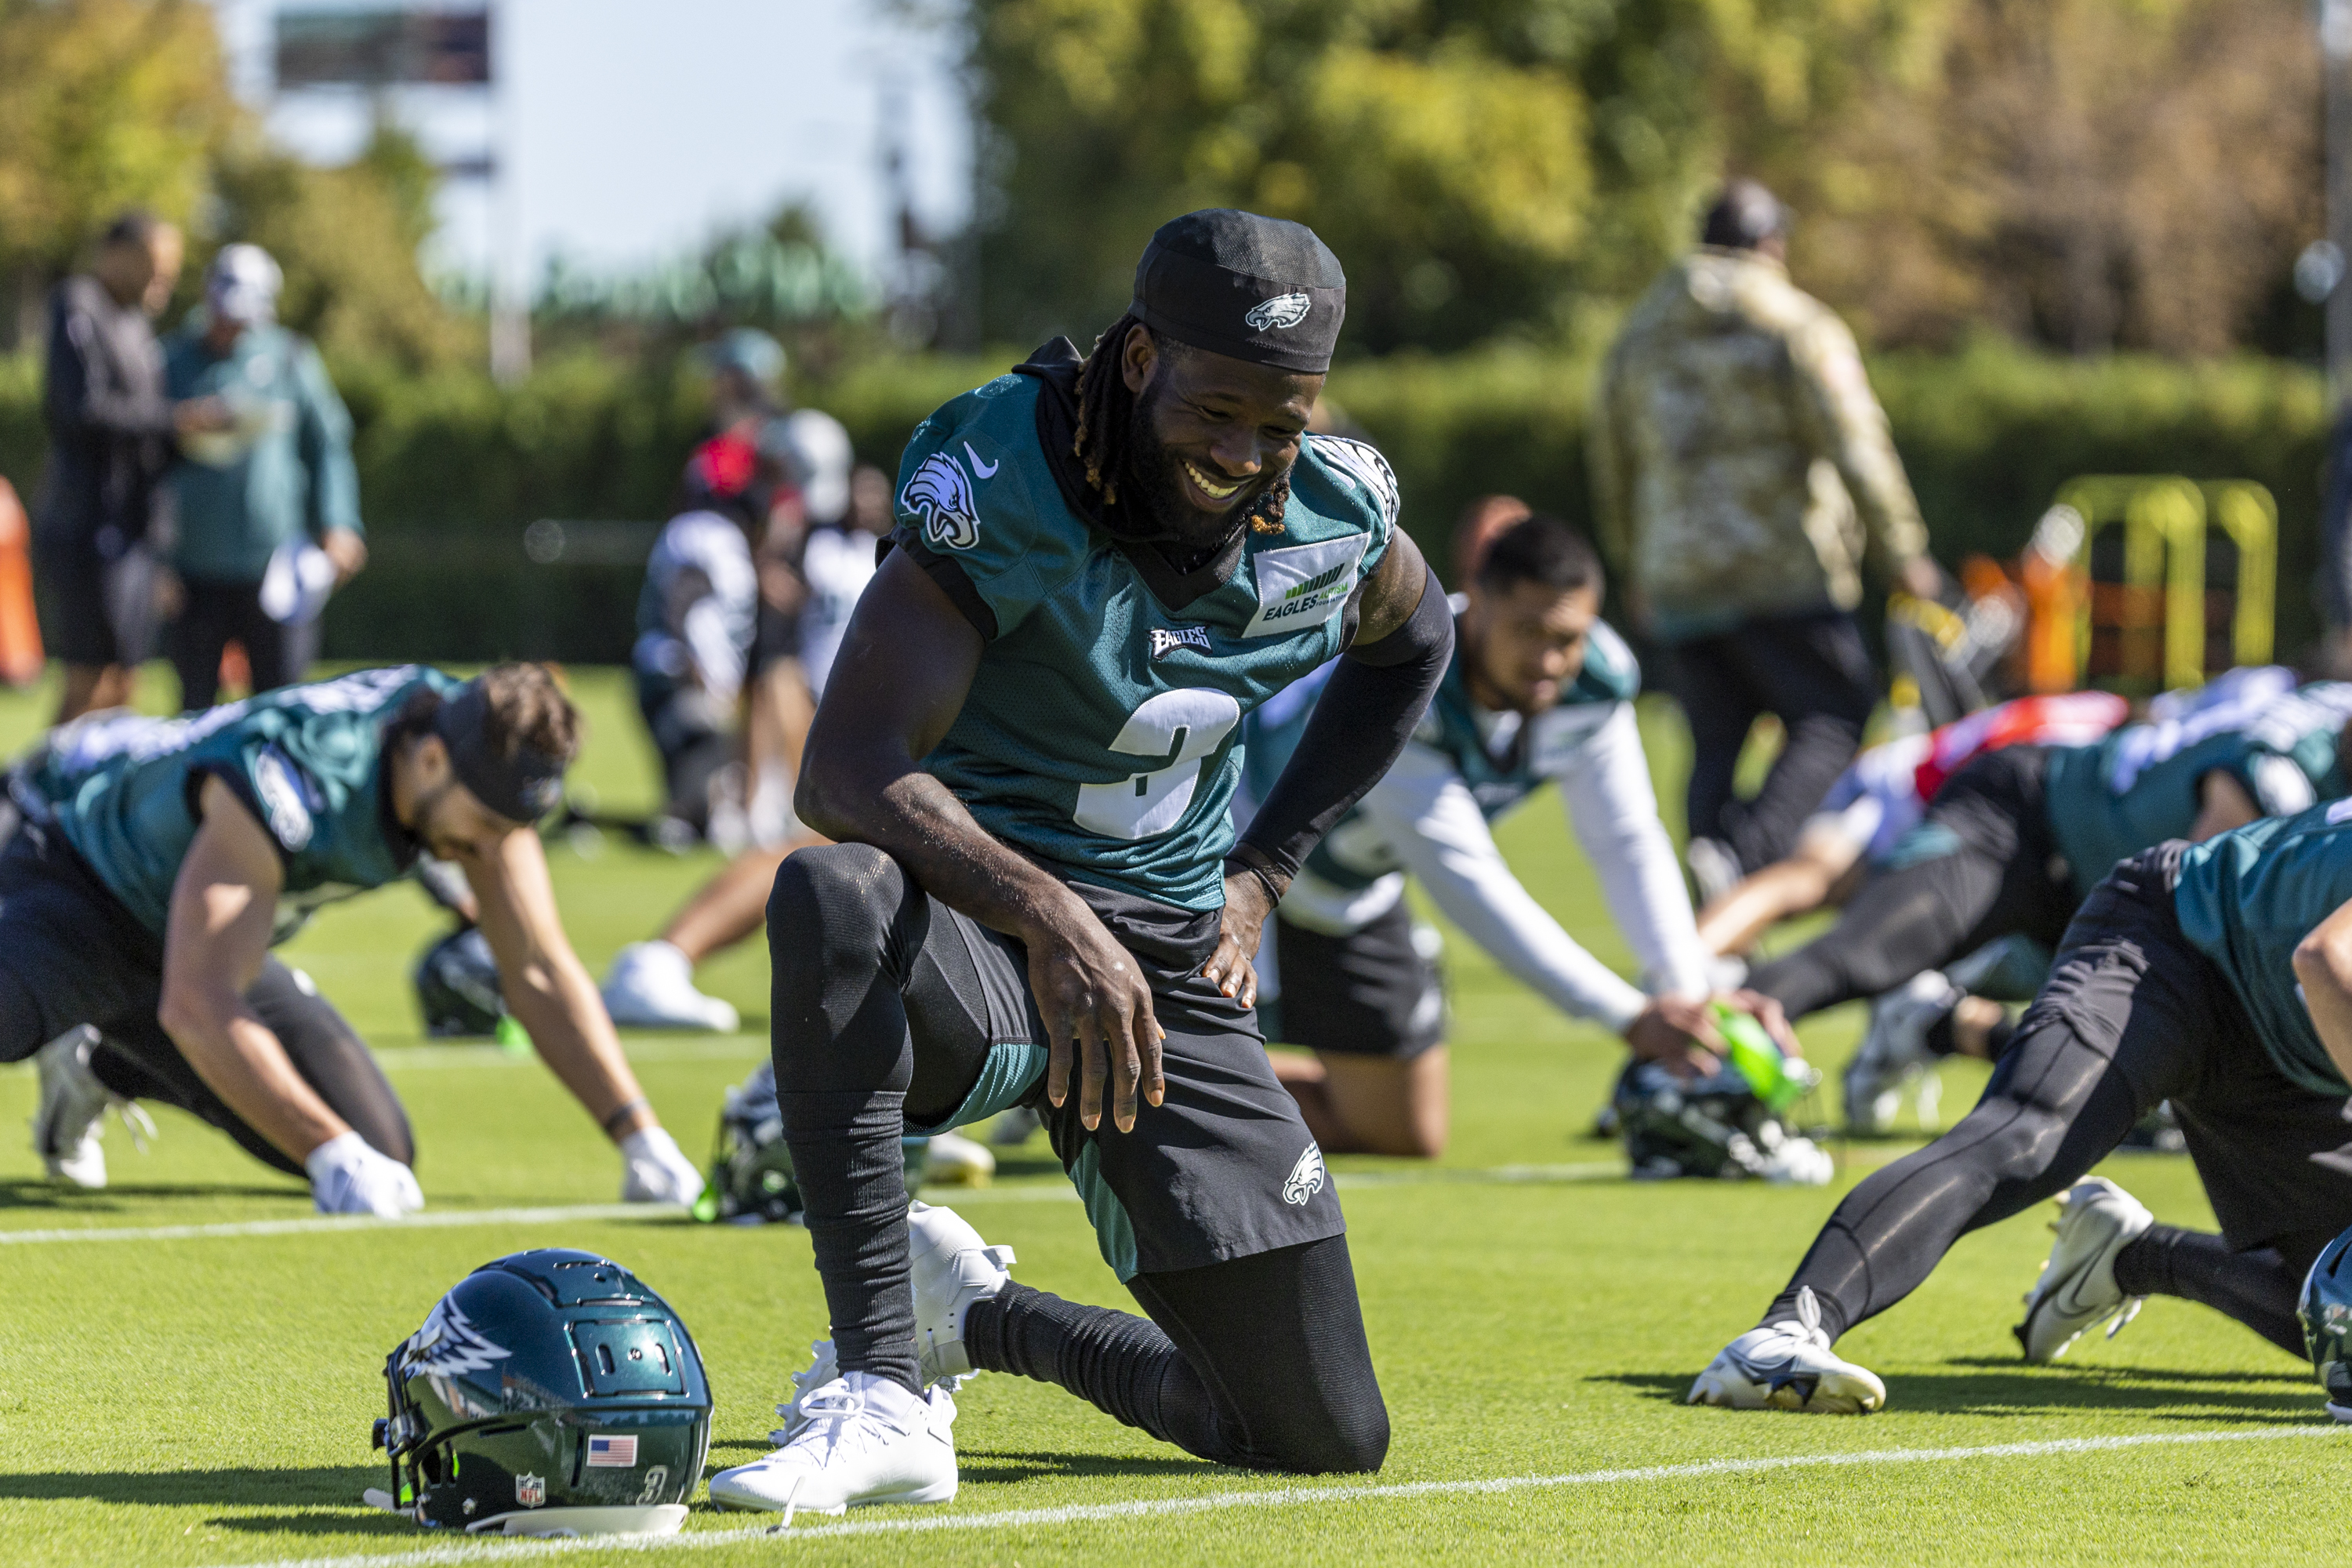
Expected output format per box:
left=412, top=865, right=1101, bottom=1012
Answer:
left=1462, top=578, right=1602, bottom=717
left=1118, top=325, right=1322, bottom=550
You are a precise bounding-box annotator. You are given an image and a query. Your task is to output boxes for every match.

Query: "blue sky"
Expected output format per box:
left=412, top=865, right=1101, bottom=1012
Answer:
left=206, top=1, right=975, bottom=289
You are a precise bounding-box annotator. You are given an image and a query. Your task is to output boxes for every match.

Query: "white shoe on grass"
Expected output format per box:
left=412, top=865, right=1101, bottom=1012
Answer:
left=1845, top=971, right=1959, bottom=1134
left=32, top=1026, right=153, bottom=1189
left=910, top=1201, right=1015, bottom=1384
left=709, top=1371, right=956, bottom=1522
left=1688, top=1287, right=1886, bottom=1414
left=2015, top=1176, right=2152, bottom=1363
left=600, top=941, right=739, bottom=1033
left=771, top=1338, right=976, bottom=1444
left=923, top=1130, right=996, bottom=1186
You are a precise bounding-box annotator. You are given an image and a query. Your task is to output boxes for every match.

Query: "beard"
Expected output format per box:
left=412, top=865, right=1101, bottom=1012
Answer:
left=1120, top=381, right=1257, bottom=553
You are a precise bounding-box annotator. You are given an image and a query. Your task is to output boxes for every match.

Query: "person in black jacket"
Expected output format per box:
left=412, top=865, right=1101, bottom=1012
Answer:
left=31, top=211, right=227, bottom=722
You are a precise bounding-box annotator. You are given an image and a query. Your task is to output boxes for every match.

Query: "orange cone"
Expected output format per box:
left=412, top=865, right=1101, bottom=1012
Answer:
left=0, top=477, right=43, bottom=687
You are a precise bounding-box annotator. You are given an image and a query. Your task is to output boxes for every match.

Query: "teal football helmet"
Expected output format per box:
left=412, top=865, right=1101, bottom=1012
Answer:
left=694, top=1060, right=930, bottom=1223
left=372, top=1250, right=713, bottom=1536
left=2298, top=1226, right=2352, bottom=1422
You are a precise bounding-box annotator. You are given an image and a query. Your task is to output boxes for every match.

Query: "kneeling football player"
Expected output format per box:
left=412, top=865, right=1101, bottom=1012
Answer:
left=710, top=211, right=1446, bottom=1514
left=1240, top=508, right=1795, bottom=1160
left=1690, top=805, right=2352, bottom=1412
left=2, top=664, right=704, bottom=1213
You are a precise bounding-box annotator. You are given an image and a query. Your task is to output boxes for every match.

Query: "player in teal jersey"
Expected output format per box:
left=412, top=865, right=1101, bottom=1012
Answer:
left=1690, top=793, right=2352, bottom=1413
left=1747, top=675, right=2352, bottom=1123
left=710, top=212, right=1451, bottom=1515
left=1239, top=510, right=1806, bottom=1165
left=0, top=664, right=705, bottom=1212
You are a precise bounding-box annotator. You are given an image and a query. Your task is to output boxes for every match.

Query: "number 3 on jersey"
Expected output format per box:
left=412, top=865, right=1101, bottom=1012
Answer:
left=1073, top=689, right=1243, bottom=840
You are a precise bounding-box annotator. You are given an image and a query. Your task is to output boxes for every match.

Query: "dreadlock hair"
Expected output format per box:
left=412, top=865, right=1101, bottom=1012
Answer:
left=1071, top=314, right=1293, bottom=536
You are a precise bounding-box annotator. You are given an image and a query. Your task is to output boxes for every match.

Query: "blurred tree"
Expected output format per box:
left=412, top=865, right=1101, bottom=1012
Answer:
left=967, top=0, right=1946, bottom=354
left=1772, top=0, right=2321, bottom=356
left=0, top=0, right=234, bottom=341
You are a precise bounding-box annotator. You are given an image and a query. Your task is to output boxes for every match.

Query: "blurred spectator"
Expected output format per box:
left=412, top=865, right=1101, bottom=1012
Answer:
left=1589, top=180, right=1940, bottom=897
left=633, top=432, right=776, bottom=848
left=32, top=211, right=223, bottom=721
left=698, top=327, right=786, bottom=439
left=162, top=244, right=365, bottom=710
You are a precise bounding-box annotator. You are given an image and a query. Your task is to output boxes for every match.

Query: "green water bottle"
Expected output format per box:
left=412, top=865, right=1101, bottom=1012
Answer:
left=1713, top=1001, right=1817, bottom=1112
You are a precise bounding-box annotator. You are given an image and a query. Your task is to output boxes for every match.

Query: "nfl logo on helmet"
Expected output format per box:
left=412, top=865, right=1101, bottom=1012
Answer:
left=514, top=1474, right=546, bottom=1508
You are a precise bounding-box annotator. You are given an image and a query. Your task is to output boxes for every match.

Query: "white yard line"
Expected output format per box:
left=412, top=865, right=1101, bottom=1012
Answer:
left=0, top=1163, right=1644, bottom=1245
left=246, top=1425, right=2350, bottom=1568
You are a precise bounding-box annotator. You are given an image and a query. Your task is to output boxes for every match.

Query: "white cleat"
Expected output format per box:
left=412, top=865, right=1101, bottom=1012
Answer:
left=599, top=941, right=740, bottom=1033
left=31, top=1026, right=153, bottom=1189
left=1688, top=1287, right=1887, bottom=1414
left=2015, top=1175, right=2153, bottom=1363
left=1845, top=971, right=1960, bottom=1134
left=923, top=1130, right=996, bottom=1187
left=709, top=1371, right=956, bottom=1522
left=771, top=1338, right=975, bottom=1444
left=909, top=1201, right=1015, bottom=1385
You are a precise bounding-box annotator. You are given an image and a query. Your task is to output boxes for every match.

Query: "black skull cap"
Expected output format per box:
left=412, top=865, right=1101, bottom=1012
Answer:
left=1131, top=209, right=1346, bottom=373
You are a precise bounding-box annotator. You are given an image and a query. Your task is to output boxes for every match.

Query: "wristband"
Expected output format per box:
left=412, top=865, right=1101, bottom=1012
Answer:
left=1224, top=855, right=1286, bottom=912
left=601, top=1095, right=652, bottom=1137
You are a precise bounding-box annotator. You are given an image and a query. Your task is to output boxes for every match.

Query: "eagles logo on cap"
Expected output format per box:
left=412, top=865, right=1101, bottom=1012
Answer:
left=1245, top=292, right=1312, bottom=332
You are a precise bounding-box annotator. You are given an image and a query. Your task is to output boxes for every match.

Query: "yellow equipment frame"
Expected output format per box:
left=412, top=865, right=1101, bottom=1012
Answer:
left=2053, top=475, right=2276, bottom=691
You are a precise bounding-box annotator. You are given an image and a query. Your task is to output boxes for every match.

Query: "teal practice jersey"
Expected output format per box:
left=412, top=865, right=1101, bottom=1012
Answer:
left=894, top=356, right=1397, bottom=911
left=2040, top=681, right=2352, bottom=890
left=20, top=666, right=452, bottom=940
left=2174, top=800, right=2352, bottom=1096
left=1242, top=611, right=1640, bottom=895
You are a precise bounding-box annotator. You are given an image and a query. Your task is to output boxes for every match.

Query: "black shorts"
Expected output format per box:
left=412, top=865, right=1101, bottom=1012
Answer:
left=1268, top=900, right=1445, bottom=1061
left=2027, top=844, right=2352, bottom=1255
left=32, top=531, right=157, bottom=668
left=0, top=815, right=411, bottom=1174
left=898, top=884, right=1346, bottom=1280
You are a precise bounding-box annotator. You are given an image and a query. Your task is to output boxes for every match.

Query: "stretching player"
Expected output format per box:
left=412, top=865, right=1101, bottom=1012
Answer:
left=1695, top=691, right=2130, bottom=959
left=1691, top=804, right=2352, bottom=1411
left=1, top=665, right=704, bottom=1213
left=1748, top=675, right=2352, bottom=1113
left=710, top=210, right=1443, bottom=1514
left=1242, top=510, right=1788, bottom=1158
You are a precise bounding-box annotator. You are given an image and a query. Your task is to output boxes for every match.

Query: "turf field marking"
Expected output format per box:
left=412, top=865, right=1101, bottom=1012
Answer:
left=249, top=1425, right=2348, bottom=1566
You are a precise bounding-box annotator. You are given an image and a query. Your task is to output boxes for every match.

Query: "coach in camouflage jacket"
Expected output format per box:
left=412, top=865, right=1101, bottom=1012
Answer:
left=1588, top=181, right=1940, bottom=883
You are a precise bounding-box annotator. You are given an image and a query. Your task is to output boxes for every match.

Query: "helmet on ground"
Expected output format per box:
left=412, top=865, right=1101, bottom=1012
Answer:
left=695, top=1059, right=931, bottom=1223
left=415, top=927, right=505, bottom=1037
left=1612, top=1058, right=1831, bottom=1185
left=2297, top=1225, right=2352, bottom=1421
left=373, top=1249, right=713, bottom=1535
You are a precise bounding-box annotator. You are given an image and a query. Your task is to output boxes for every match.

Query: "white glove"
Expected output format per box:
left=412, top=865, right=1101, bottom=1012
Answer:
left=306, top=1131, right=425, bottom=1217
left=620, top=1126, right=705, bottom=1206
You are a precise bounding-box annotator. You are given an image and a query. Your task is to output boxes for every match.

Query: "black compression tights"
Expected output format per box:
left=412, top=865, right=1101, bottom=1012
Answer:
left=1751, top=844, right=2016, bottom=1022
left=1759, top=1004, right=2311, bottom=1352
left=2112, top=1226, right=2317, bottom=1358
left=964, top=1236, right=1390, bottom=1474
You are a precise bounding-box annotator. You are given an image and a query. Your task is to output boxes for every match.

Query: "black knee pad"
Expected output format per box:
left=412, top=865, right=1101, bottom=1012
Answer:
left=767, top=842, right=902, bottom=958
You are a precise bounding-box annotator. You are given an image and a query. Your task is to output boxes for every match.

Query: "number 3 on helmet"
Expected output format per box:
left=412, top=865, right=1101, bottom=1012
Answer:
left=371, top=1249, right=713, bottom=1535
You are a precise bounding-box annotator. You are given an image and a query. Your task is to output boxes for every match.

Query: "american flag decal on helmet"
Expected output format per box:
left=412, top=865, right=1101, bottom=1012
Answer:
left=585, top=1434, right=638, bottom=1468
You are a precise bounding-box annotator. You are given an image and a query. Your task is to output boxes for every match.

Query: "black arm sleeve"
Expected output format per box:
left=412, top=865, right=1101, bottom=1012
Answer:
left=1233, top=563, right=1453, bottom=882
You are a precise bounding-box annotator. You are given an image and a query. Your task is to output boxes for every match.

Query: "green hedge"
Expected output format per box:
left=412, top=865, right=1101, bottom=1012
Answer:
left=0, top=339, right=2333, bottom=663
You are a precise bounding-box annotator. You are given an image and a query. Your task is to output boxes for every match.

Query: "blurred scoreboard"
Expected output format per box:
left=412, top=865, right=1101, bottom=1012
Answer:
left=274, top=8, right=492, bottom=89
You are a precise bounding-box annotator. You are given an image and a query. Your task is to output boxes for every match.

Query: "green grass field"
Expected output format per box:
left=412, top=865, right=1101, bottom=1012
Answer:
left=0, top=668, right=2337, bottom=1566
